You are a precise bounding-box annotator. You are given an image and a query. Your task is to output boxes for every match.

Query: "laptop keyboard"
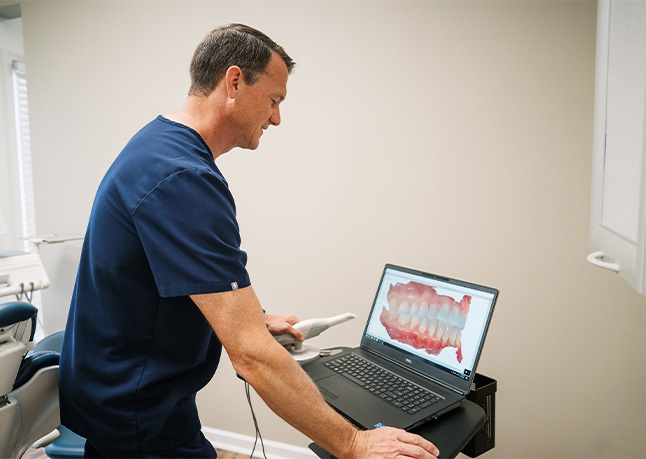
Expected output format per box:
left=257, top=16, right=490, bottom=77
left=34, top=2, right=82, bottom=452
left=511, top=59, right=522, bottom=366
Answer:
left=324, top=353, right=442, bottom=414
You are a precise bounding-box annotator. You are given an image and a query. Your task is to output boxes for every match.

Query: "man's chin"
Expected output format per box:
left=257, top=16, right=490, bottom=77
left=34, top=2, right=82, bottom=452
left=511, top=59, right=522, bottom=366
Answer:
left=249, top=138, right=261, bottom=150
left=237, top=141, right=260, bottom=151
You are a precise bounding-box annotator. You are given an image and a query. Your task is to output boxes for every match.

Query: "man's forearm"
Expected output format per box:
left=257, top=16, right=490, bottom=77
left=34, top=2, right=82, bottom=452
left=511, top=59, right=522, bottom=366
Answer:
left=233, top=332, right=359, bottom=458
left=192, top=288, right=359, bottom=458
left=192, top=287, right=439, bottom=459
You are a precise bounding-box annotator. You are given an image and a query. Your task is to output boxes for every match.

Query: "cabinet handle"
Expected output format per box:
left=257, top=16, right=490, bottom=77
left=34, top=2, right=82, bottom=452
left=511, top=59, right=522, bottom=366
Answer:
left=587, top=251, right=620, bottom=272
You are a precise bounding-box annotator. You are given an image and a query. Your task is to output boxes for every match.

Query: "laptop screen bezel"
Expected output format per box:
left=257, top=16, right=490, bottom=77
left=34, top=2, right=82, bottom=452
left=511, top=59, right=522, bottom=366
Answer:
left=359, top=264, right=498, bottom=395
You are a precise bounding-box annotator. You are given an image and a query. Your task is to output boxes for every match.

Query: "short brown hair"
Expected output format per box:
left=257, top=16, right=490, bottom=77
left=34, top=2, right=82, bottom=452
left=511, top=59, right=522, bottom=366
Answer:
left=189, top=24, right=295, bottom=96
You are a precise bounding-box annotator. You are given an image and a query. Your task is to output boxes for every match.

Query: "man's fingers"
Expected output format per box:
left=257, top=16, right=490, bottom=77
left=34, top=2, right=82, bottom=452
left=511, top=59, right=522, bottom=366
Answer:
left=398, top=442, right=440, bottom=459
left=395, top=430, right=440, bottom=457
left=355, top=427, right=439, bottom=459
left=273, top=323, right=304, bottom=341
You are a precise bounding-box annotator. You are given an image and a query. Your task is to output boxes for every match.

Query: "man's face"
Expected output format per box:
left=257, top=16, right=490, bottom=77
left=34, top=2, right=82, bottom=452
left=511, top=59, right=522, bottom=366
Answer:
left=233, top=52, right=289, bottom=150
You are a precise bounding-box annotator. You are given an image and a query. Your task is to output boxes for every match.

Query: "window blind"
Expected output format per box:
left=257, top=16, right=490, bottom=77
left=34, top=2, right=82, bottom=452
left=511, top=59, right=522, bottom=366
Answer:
left=11, top=59, right=42, bottom=334
left=11, top=60, right=37, bottom=251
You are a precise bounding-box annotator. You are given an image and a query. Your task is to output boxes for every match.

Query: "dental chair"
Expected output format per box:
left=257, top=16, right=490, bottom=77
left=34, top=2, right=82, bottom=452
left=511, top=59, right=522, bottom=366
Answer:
left=0, top=301, right=60, bottom=459
left=36, top=331, right=86, bottom=458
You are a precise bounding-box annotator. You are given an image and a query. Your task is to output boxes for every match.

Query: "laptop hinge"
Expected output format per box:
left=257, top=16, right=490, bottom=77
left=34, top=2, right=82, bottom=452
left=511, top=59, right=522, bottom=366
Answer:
left=363, top=348, right=464, bottom=395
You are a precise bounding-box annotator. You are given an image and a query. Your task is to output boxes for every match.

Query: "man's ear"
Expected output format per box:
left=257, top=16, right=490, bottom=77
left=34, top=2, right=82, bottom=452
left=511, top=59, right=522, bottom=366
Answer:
left=225, top=66, right=244, bottom=99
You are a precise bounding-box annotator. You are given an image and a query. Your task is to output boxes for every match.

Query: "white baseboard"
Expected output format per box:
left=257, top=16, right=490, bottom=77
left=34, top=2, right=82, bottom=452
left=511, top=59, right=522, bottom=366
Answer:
left=202, top=426, right=318, bottom=459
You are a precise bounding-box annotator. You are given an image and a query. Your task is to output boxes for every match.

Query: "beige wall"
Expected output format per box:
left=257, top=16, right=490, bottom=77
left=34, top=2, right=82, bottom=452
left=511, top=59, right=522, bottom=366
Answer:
left=20, top=1, right=646, bottom=457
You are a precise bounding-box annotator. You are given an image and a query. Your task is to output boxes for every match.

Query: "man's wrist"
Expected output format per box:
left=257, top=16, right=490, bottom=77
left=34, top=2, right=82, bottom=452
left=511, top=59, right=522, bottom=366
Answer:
left=328, top=422, right=361, bottom=459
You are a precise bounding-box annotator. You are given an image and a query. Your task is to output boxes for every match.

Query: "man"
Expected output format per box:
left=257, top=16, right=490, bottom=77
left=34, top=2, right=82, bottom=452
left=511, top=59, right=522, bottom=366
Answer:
left=59, top=24, right=440, bottom=459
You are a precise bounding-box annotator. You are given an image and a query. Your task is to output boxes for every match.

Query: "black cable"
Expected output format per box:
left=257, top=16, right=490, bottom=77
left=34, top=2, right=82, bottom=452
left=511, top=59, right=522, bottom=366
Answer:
left=245, top=381, right=267, bottom=459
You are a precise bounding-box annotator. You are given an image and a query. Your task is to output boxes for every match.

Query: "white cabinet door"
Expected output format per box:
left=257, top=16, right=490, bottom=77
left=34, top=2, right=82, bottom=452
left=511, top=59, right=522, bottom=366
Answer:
left=589, top=0, right=646, bottom=295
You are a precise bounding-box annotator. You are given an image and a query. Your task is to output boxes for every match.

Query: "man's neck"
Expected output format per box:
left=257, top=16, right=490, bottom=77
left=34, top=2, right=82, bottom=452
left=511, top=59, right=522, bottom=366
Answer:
left=164, top=94, right=235, bottom=159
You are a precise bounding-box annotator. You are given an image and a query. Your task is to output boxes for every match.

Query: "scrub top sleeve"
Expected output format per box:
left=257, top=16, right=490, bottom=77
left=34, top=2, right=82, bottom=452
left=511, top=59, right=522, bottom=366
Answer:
left=131, top=168, right=250, bottom=298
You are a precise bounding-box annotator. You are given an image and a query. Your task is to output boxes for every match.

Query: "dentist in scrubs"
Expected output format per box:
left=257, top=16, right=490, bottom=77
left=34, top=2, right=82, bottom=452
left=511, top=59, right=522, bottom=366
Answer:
left=59, top=23, right=440, bottom=459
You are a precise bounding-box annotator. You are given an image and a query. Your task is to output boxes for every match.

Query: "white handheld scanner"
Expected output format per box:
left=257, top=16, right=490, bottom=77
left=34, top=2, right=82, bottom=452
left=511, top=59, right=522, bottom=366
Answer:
left=274, top=312, right=357, bottom=348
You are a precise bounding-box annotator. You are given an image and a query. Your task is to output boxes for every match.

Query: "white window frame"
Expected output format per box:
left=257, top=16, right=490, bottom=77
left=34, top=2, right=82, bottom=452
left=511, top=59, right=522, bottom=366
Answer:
left=1, top=50, right=43, bottom=330
left=0, top=49, right=25, bottom=253
left=11, top=58, right=37, bottom=253
left=1, top=50, right=37, bottom=256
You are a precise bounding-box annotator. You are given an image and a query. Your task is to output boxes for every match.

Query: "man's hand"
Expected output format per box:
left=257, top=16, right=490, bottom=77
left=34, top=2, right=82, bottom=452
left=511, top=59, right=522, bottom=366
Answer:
left=265, top=313, right=304, bottom=343
left=349, top=427, right=440, bottom=459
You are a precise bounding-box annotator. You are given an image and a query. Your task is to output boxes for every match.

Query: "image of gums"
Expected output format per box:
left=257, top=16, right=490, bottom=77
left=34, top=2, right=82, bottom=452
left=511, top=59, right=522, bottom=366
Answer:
left=379, top=281, right=471, bottom=363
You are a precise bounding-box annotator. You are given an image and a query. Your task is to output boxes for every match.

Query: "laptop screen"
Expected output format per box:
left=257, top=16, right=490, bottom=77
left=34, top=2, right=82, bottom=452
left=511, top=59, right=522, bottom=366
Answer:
left=361, top=264, right=498, bottom=393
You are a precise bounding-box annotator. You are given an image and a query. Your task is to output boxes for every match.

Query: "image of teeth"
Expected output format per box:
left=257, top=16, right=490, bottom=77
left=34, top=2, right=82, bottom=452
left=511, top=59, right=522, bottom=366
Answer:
left=379, top=281, right=471, bottom=363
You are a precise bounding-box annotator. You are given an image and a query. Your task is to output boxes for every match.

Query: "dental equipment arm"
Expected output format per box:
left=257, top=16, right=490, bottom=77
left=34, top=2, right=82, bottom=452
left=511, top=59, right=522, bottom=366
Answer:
left=0, top=234, right=83, bottom=300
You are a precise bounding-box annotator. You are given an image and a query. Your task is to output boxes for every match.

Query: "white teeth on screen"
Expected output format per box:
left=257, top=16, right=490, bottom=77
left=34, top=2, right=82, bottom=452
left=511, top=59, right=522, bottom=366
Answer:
left=448, top=328, right=457, bottom=346
left=427, top=319, right=437, bottom=337
left=385, top=306, right=468, bottom=353
left=386, top=300, right=467, bottom=340
left=450, top=308, right=460, bottom=327
left=381, top=281, right=471, bottom=363
left=442, top=326, right=451, bottom=345
left=438, top=303, right=451, bottom=323
left=398, top=314, right=411, bottom=326
left=435, top=322, right=446, bottom=341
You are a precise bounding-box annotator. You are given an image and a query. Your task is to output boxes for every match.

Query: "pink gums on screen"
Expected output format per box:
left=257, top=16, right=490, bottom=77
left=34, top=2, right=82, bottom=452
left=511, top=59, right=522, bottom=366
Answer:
left=379, top=281, right=471, bottom=363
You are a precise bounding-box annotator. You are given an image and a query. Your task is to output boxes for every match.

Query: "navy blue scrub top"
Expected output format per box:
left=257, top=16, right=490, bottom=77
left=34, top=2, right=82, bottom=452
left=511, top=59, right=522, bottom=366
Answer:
left=59, top=116, right=250, bottom=451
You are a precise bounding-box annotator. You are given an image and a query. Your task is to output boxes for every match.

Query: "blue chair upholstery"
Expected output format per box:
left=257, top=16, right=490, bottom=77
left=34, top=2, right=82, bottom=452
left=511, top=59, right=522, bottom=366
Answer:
left=44, top=426, right=86, bottom=458
left=0, top=301, right=37, bottom=334
left=14, top=351, right=60, bottom=390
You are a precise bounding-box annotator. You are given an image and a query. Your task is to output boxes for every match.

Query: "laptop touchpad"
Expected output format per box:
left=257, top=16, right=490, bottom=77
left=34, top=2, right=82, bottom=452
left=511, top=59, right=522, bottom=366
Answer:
left=316, top=375, right=367, bottom=402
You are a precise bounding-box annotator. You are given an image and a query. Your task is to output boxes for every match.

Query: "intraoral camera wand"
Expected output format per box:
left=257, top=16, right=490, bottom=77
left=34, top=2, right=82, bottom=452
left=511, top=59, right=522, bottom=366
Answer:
left=274, top=312, right=357, bottom=363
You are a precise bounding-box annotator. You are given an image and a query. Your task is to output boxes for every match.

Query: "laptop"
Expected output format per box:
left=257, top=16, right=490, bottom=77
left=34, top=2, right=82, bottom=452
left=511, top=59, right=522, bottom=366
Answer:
left=302, top=263, right=498, bottom=431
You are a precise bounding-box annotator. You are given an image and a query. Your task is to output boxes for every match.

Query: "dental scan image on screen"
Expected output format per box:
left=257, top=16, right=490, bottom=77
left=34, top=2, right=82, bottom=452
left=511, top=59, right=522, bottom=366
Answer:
left=365, top=270, right=494, bottom=379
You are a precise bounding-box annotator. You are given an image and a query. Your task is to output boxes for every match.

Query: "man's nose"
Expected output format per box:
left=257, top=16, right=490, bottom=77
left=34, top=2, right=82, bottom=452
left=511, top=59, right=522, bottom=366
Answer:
left=270, top=107, right=281, bottom=126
